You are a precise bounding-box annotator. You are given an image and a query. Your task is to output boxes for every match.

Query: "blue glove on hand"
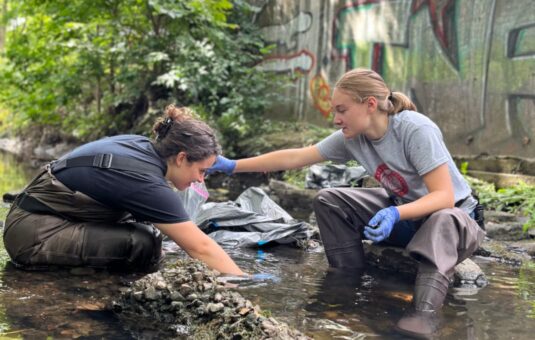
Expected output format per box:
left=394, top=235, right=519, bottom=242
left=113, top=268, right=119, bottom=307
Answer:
left=363, top=206, right=400, bottom=243
left=251, top=273, right=280, bottom=283
left=218, top=272, right=280, bottom=284
left=207, top=155, right=236, bottom=175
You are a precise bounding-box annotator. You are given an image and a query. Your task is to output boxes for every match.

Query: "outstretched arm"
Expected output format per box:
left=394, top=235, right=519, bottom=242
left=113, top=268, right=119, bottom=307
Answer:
left=155, top=221, right=244, bottom=275
left=235, top=145, right=325, bottom=173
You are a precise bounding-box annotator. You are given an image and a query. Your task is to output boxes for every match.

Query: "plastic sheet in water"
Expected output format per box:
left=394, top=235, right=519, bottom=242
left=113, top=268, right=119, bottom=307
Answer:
left=193, top=187, right=315, bottom=248
left=305, top=163, right=368, bottom=189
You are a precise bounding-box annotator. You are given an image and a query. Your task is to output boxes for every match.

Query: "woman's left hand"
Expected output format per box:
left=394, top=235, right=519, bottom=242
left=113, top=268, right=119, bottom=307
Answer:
left=206, top=155, right=236, bottom=175
left=364, top=206, right=400, bottom=243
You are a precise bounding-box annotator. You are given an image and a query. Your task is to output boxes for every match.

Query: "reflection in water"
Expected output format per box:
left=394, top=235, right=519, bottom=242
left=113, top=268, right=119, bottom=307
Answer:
left=306, top=267, right=365, bottom=314
left=451, top=261, right=535, bottom=340
left=0, top=153, right=534, bottom=339
left=304, top=267, right=374, bottom=339
left=0, top=152, right=37, bottom=197
left=231, top=246, right=414, bottom=339
left=0, top=240, right=533, bottom=338
left=231, top=246, right=535, bottom=340
left=0, top=263, right=134, bottom=339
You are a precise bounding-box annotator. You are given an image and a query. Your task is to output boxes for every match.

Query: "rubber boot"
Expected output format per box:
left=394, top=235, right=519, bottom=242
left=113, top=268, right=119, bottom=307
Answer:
left=118, top=222, right=164, bottom=273
left=395, top=263, right=450, bottom=339
left=325, top=244, right=366, bottom=269
left=306, top=267, right=364, bottom=313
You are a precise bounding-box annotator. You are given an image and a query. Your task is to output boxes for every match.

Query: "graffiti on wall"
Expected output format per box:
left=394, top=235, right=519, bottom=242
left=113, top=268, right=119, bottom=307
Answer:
left=256, top=49, right=315, bottom=75
left=506, top=23, right=535, bottom=147
left=309, top=75, right=331, bottom=118
left=256, top=11, right=316, bottom=75
left=411, top=0, right=458, bottom=69
left=332, top=0, right=413, bottom=72
left=259, top=11, right=313, bottom=50
left=256, top=0, right=535, bottom=157
left=332, top=0, right=460, bottom=72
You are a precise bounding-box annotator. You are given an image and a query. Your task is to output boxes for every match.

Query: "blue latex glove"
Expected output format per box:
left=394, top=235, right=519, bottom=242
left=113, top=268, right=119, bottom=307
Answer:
left=218, top=272, right=280, bottom=284
left=251, top=273, right=280, bottom=283
left=207, top=155, right=236, bottom=175
left=363, top=206, right=400, bottom=243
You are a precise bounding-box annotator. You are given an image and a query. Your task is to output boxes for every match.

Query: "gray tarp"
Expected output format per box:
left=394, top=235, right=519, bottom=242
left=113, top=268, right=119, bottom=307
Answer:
left=189, top=187, right=314, bottom=248
left=305, top=164, right=368, bottom=189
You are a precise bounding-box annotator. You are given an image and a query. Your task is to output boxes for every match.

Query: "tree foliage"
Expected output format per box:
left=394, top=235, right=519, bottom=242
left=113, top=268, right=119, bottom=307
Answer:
left=0, top=0, right=280, bottom=152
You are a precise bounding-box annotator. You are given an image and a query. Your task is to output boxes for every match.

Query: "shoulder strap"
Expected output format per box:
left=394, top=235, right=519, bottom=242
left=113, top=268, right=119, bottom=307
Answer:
left=50, top=153, right=164, bottom=176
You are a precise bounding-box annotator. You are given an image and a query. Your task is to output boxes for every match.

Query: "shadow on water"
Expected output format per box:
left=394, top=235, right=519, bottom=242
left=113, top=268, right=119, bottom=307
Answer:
left=0, top=152, right=534, bottom=339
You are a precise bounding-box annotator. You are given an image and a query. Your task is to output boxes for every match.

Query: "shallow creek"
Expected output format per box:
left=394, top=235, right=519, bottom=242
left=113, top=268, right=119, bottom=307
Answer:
left=0, top=152, right=533, bottom=339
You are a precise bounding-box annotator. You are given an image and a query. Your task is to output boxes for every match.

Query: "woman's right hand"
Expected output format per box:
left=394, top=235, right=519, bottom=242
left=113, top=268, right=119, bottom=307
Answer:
left=218, top=272, right=280, bottom=283
left=155, top=221, right=244, bottom=275
left=207, top=155, right=236, bottom=175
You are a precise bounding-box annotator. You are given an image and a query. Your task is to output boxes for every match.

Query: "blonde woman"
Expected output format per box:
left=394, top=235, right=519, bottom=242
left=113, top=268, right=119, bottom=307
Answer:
left=209, top=68, right=485, bottom=337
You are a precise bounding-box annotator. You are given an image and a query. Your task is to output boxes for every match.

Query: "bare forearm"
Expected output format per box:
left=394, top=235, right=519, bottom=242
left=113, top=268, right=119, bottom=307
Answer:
left=155, top=222, right=244, bottom=276
left=235, top=146, right=323, bottom=173
left=188, top=238, right=244, bottom=275
left=397, top=190, right=454, bottom=221
left=397, top=163, right=455, bottom=220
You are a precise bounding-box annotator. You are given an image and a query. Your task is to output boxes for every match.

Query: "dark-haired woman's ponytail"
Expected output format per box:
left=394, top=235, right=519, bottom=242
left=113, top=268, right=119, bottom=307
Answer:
left=151, top=105, right=221, bottom=162
left=154, top=117, right=173, bottom=141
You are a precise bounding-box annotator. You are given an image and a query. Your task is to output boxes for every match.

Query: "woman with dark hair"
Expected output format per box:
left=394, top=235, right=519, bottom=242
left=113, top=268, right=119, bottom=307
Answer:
left=4, top=105, right=244, bottom=275
left=209, top=68, right=486, bottom=337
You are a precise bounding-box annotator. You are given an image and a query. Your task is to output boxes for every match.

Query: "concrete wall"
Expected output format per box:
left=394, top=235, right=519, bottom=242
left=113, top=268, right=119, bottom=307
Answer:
left=253, top=0, right=535, bottom=158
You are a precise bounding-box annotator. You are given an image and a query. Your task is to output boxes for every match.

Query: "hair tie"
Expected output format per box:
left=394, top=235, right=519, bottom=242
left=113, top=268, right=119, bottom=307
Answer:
left=157, top=117, right=173, bottom=141
left=388, top=92, right=393, bottom=101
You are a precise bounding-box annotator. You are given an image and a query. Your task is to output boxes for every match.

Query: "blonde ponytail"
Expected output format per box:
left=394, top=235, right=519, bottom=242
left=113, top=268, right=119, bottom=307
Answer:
left=389, top=91, right=416, bottom=114
left=335, top=68, right=416, bottom=115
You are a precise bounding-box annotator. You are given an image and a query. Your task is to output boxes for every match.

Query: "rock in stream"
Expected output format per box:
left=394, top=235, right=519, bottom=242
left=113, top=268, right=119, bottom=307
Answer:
left=114, top=259, right=311, bottom=339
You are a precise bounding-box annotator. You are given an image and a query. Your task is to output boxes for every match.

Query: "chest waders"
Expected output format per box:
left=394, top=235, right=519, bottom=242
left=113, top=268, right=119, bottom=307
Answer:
left=3, top=154, right=164, bottom=272
left=312, top=187, right=486, bottom=338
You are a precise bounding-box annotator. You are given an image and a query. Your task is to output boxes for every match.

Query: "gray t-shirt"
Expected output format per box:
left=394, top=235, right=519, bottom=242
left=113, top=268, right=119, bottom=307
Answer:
left=316, top=110, right=476, bottom=212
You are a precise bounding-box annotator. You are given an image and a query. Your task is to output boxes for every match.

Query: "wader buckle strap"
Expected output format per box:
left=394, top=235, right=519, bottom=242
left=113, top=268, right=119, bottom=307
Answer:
left=14, top=192, right=64, bottom=216
left=50, top=154, right=164, bottom=175
left=94, top=153, right=113, bottom=168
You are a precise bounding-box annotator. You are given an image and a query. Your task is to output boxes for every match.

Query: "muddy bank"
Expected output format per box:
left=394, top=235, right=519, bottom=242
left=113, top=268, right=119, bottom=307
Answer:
left=114, top=259, right=311, bottom=339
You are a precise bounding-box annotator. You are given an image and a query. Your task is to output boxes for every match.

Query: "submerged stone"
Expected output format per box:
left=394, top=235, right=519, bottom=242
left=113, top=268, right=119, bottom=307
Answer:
left=363, top=242, right=489, bottom=288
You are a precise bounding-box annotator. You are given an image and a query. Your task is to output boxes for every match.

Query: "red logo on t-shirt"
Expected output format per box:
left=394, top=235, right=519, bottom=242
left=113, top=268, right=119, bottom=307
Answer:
left=374, top=163, right=409, bottom=197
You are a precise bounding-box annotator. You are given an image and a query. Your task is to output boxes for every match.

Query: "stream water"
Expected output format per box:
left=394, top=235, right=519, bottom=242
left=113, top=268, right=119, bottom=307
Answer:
left=0, top=152, right=533, bottom=339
